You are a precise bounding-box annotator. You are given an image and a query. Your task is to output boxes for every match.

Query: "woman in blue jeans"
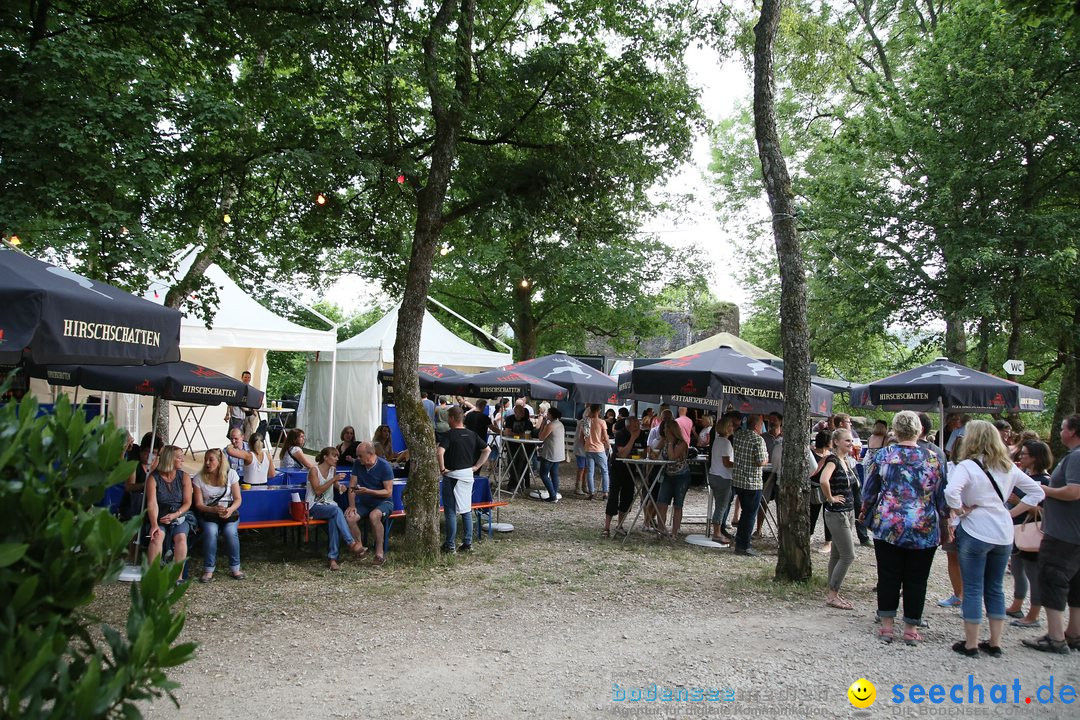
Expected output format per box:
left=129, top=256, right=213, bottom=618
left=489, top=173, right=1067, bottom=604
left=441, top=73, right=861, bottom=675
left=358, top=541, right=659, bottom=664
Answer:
left=192, top=449, right=244, bottom=581
left=656, top=422, right=691, bottom=538
left=945, top=421, right=1045, bottom=657
left=308, top=447, right=364, bottom=570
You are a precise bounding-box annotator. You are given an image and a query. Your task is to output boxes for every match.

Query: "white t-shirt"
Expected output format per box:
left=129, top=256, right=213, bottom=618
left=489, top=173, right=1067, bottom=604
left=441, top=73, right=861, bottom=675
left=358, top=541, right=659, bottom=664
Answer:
left=307, top=465, right=335, bottom=507
left=193, top=469, right=240, bottom=506
left=280, top=445, right=304, bottom=469
left=710, top=435, right=733, bottom=479
left=945, top=458, right=1045, bottom=545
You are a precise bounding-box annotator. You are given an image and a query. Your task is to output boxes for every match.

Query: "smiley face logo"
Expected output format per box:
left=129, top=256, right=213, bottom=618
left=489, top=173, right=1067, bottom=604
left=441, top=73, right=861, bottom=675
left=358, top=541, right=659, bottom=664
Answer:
left=848, top=678, right=876, bottom=709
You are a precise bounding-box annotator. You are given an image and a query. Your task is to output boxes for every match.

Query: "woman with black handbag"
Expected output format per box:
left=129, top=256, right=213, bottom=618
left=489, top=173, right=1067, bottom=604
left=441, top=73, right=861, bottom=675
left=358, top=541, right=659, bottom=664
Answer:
left=192, top=448, right=244, bottom=582
left=945, top=421, right=1045, bottom=657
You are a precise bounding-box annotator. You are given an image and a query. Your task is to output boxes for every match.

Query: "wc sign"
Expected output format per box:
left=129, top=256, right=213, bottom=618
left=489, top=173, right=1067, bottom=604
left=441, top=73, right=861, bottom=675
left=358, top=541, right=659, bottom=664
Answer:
left=1003, top=359, right=1025, bottom=376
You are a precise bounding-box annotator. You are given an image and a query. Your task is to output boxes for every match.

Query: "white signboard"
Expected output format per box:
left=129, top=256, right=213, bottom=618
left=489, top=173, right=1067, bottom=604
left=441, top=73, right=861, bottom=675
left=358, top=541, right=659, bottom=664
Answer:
left=1003, top=359, right=1025, bottom=376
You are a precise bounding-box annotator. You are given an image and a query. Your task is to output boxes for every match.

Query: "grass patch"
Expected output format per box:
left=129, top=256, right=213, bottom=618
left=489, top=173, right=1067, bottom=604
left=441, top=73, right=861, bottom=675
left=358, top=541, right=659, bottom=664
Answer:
left=726, top=568, right=828, bottom=601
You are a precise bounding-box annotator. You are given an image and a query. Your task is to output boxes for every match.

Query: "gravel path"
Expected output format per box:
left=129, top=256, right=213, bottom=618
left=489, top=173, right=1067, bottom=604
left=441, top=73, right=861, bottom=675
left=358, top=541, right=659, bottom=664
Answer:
left=89, top=477, right=1080, bottom=718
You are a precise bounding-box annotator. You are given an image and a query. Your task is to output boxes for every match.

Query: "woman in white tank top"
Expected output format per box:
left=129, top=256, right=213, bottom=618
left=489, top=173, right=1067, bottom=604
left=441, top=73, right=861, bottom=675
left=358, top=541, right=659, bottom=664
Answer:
left=225, top=434, right=277, bottom=485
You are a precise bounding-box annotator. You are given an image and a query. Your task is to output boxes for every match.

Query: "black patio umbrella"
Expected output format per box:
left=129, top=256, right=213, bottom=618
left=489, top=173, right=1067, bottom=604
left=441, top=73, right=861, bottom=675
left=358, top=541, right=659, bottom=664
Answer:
left=377, top=365, right=463, bottom=392
left=430, top=368, right=567, bottom=401
left=38, top=361, right=263, bottom=408
left=849, top=358, right=1044, bottom=414
left=500, top=352, right=617, bottom=404
left=623, top=346, right=835, bottom=416
left=0, top=246, right=181, bottom=366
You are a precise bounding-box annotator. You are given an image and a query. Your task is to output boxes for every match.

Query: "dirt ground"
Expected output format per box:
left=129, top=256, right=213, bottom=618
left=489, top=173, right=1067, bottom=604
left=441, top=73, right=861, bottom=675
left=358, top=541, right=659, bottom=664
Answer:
left=89, top=472, right=1080, bottom=719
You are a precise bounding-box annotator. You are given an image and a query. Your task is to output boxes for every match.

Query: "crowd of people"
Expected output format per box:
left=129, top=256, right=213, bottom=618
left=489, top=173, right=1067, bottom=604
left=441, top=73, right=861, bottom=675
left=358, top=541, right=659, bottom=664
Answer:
left=121, top=383, right=1080, bottom=657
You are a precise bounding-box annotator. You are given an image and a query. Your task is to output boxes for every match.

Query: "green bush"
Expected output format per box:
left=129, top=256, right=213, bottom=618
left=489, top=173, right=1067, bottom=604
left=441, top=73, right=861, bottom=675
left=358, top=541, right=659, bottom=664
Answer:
left=0, top=389, right=196, bottom=719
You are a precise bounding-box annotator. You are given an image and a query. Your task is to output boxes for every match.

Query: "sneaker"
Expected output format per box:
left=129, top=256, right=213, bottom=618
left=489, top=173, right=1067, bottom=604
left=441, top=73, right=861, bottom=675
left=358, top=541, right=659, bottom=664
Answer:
left=978, top=641, right=1003, bottom=658
left=734, top=547, right=760, bottom=557
left=457, top=544, right=472, bottom=553
left=859, top=538, right=873, bottom=547
left=937, top=595, right=962, bottom=608
left=1022, top=634, right=1069, bottom=655
left=1010, top=618, right=1042, bottom=628
left=1006, top=609, right=1025, bottom=619
left=440, top=545, right=456, bottom=554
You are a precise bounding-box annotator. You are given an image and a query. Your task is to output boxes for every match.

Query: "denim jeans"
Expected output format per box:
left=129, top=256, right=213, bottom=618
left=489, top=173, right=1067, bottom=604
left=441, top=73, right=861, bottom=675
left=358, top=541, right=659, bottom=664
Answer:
left=539, top=458, right=560, bottom=499
left=308, top=502, right=355, bottom=560
left=707, top=473, right=732, bottom=527
left=732, top=486, right=762, bottom=551
left=586, top=451, right=609, bottom=494
left=199, top=518, right=240, bottom=572
left=956, top=524, right=1012, bottom=623
left=441, top=478, right=474, bottom=548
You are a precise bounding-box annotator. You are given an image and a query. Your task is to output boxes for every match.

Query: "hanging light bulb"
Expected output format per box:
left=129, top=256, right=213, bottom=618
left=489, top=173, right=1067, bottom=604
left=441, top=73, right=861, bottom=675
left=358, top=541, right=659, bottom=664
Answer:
left=519, top=278, right=531, bottom=289
left=397, top=175, right=405, bottom=184
left=315, top=193, right=327, bottom=206
left=439, top=244, right=450, bottom=256
left=223, top=213, right=232, bottom=224
left=8, top=235, right=20, bottom=246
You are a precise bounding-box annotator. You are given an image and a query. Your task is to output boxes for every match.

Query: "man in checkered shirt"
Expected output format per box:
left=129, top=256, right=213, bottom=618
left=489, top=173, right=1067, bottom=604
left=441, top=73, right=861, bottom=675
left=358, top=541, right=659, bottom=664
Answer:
left=732, top=414, right=768, bottom=556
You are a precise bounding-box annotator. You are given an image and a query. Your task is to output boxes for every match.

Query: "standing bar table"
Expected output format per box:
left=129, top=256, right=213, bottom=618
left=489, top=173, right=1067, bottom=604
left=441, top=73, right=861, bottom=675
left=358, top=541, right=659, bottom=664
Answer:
left=616, top=456, right=671, bottom=543
left=498, top=436, right=544, bottom=501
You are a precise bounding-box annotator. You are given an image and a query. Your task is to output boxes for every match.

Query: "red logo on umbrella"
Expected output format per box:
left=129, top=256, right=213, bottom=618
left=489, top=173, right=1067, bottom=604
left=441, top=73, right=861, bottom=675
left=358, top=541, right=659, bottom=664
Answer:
left=861, top=391, right=870, bottom=406
left=607, top=393, right=617, bottom=403
left=681, top=379, right=697, bottom=394
left=0, top=328, right=5, bottom=345
left=496, top=373, right=524, bottom=382
left=418, top=365, right=447, bottom=378
left=990, top=393, right=1005, bottom=406
left=660, top=354, right=700, bottom=368
left=135, top=380, right=153, bottom=393
left=192, top=366, right=222, bottom=378
left=819, top=399, right=829, bottom=414
left=740, top=401, right=753, bottom=412
left=556, top=390, right=566, bottom=400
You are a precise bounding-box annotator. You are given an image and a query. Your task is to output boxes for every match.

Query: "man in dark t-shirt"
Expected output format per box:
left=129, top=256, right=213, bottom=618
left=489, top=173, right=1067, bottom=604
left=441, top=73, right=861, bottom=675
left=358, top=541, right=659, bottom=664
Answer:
left=438, top=407, right=491, bottom=553
left=502, top=404, right=537, bottom=490
left=464, top=400, right=496, bottom=444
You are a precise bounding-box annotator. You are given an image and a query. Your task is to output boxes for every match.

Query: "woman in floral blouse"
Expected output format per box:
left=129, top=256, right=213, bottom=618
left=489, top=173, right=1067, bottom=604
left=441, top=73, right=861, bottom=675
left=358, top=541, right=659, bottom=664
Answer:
left=861, top=410, right=946, bottom=646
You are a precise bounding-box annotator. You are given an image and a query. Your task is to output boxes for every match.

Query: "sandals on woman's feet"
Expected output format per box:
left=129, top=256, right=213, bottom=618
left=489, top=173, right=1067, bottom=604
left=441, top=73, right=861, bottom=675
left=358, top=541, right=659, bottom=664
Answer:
left=198, top=572, right=214, bottom=583
left=877, top=626, right=894, bottom=643
left=601, top=529, right=611, bottom=538
left=372, top=555, right=386, bottom=566
left=229, top=570, right=245, bottom=581
left=903, top=628, right=925, bottom=646
left=825, top=596, right=853, bottom=610
left=328, top=559, right=341, bottom=571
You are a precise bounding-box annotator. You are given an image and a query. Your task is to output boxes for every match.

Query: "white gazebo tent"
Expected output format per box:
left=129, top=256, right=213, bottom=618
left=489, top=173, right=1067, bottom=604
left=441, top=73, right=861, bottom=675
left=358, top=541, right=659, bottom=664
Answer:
left=130, top=252, right=338, bottom=451
left=299, top=301, right=512, bottom=447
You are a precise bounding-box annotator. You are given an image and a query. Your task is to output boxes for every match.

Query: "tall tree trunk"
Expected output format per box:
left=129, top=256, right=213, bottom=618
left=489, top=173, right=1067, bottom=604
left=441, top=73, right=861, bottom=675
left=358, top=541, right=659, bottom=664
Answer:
left=513, top=283, right=537, bottom=360
left=943, top=309, right=967, bottom=364
left=1051, top=301, right=1080, bottom=457
left=753, top=0, right=811, bottom=582
left=397, top=0, right=473, bottom=559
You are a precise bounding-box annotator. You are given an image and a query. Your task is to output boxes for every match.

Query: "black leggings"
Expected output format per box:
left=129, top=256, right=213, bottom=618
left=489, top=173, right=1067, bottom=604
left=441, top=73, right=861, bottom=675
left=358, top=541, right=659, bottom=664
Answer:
left=874, top=539, right=937, bottom=624
left=809, top=502, right=832, bottom=542
left=606, top=469, right=635, bottom=516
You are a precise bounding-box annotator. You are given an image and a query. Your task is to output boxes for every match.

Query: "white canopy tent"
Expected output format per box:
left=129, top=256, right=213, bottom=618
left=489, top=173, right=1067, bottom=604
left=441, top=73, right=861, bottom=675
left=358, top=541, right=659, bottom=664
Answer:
left=299, top=301, right=512, bottom=447
left=124, top=251, right=338, bottom=451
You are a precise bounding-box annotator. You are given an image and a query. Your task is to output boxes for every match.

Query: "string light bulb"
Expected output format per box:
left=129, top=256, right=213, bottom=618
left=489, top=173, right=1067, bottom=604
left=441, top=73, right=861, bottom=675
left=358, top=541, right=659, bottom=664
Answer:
left=519, top=278, right=531, bottom=289
left=397, top=175, right=405, bottom=184
left=8, top=235, right=20, bottom=246
left=223, top=213, right=232, bottom=224
left=439, top=244, right=450, bottom=256
left=315, top=193, right=327, bottom=206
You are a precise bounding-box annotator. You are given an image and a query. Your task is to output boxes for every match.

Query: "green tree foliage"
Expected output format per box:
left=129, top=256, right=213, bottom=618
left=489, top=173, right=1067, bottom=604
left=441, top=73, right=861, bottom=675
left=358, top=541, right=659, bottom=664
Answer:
left=0, top=388, right=195, bottom=719
left=710, top=0, right=1080, bottom=427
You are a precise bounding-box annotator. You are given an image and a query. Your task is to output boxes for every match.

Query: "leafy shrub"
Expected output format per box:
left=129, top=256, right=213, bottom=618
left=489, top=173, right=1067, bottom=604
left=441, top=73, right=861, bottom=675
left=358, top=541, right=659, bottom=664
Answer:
left=0, top=390, right=196, bottom=719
